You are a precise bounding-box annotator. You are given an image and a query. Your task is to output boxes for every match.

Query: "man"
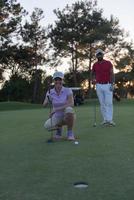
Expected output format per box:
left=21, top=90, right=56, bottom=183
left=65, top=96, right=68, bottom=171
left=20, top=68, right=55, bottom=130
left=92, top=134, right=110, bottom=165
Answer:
left=91, top=49, right=115, bottom=126
left=43, top=71, right=76, bottom=140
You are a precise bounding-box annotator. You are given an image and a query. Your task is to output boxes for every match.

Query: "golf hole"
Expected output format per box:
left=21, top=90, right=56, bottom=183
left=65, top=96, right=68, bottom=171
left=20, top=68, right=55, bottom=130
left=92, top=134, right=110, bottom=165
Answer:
left=73, top=182, right=88, bottom=188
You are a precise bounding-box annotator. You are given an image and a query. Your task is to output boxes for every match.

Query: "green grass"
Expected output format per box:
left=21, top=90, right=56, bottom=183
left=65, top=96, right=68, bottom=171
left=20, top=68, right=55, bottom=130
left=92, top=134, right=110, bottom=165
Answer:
left=0, top=100, right=134, bottom=200
left=0, top=101, right=42, bottom=111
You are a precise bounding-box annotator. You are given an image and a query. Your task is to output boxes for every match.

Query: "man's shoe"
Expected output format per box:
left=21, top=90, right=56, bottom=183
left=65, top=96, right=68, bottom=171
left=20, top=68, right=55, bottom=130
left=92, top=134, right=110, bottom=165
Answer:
left=108, top=121, right=116, bottom=126
left=100, top=121, right=107, bottom=125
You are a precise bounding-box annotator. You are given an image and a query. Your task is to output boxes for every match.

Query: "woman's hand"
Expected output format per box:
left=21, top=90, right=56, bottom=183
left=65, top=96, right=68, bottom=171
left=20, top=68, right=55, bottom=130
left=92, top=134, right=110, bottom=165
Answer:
left=49, top=110, right=55, bottom=118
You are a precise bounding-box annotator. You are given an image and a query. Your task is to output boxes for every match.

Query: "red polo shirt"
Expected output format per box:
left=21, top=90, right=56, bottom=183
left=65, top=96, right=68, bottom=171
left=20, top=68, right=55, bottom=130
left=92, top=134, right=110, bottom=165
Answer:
left=92, top=59, right=113, bottom=83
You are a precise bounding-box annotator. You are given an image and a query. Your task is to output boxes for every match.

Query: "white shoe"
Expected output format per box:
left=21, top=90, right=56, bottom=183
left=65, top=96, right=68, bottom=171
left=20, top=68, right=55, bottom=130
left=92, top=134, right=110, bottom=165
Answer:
left=100, top=121, right=107, bottom=125
left=107, top=121, right=116, bottom=126
left=67, top=134, right=75, bottom=141
left=53, top=134, right=62, bottom=140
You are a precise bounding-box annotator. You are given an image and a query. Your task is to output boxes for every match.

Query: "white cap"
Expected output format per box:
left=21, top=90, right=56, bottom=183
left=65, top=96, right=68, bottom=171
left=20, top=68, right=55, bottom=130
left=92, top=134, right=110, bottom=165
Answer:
left=96, top=49, right=104, bottom=56
left=53, top=71, right=64, bottom=79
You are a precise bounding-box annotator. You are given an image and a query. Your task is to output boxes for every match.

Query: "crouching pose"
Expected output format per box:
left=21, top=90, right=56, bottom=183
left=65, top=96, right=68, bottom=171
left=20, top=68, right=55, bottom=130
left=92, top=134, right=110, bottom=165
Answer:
left=43, top=71, right=76, bottom=140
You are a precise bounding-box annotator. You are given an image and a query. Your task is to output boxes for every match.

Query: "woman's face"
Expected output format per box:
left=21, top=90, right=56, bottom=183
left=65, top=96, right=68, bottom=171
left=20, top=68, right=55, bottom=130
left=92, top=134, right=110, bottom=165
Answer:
left=54, top=77, right=63, bottom=89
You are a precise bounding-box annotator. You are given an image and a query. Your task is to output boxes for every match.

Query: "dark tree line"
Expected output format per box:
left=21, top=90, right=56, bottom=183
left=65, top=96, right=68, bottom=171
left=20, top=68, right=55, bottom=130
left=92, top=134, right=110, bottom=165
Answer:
left=0, top=0, right=134, bottom=103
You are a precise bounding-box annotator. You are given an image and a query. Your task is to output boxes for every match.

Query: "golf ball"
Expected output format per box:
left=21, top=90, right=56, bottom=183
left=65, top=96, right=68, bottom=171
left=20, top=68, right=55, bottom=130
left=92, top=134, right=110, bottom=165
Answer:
left=74, top=141, right=79, bottom=145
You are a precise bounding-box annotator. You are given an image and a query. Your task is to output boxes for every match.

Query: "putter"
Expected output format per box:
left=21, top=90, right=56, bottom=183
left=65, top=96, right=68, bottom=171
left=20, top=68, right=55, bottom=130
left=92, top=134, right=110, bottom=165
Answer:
left=46, top=99, right=54, bottom=143
left=92, top=84, right=97, bottom=127
left=93, top=99, right=97, bottom=127
left=46, top=83, right=54, bottom=143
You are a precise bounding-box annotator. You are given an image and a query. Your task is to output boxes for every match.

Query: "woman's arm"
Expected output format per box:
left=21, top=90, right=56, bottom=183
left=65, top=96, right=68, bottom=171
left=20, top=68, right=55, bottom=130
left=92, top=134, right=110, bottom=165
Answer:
left=53, top=93, right=74, bottom=113
left=43, top=94, right=49, bottom=107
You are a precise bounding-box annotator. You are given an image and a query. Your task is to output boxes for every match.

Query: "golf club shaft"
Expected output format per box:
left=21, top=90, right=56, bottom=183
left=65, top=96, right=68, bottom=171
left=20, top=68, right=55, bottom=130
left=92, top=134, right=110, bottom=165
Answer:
left=94, top=99, right=96, bottom=126
left=92, top=84, right=97, bottom=126
left=50, top=114, right=53, bottom=139
left=48, top=83, right=54, bottom=140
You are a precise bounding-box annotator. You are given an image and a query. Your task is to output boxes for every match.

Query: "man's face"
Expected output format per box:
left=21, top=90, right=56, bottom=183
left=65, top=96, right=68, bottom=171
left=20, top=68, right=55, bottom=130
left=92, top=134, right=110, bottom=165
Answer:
left=96, top=53, right=103, bottom=61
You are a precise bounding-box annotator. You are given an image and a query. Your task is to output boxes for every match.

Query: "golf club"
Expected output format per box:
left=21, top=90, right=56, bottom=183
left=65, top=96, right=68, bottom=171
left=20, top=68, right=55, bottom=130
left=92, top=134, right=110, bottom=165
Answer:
left=93, top=102, right=97, bottom=127
left=46, top=82, right=54, bottom=143
left=92, top=84, right=97, bottom=127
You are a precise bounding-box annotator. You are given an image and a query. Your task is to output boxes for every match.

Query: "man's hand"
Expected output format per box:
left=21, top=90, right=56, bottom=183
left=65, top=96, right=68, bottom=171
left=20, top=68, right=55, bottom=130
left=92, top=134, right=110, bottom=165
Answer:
left=109, top=84, right=114, bottom=92
left=92, top=79, right=96, bottom=85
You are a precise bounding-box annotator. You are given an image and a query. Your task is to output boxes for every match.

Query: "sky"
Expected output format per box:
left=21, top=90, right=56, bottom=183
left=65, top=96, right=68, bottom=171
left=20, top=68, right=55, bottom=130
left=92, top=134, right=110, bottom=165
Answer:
left=19, top=0, right=134, bottom=40
left=1, top=0, right=134, bottom=85
left=18, top=0, right=134, bottom=75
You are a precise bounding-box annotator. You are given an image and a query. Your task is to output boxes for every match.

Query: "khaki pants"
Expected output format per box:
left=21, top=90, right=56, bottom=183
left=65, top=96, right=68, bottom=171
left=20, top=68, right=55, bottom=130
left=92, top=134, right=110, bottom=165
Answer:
left=44, top=107, right=75, bottom=131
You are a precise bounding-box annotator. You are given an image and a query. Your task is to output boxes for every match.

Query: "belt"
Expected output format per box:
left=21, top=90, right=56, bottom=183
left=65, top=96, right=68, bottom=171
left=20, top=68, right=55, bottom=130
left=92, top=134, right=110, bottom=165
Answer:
left=97, top=82, right=110, bottom=84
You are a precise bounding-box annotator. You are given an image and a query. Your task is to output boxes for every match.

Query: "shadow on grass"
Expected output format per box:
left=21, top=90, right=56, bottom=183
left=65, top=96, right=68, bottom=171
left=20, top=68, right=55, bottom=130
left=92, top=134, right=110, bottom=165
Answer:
left=0, top=101, right=43, bottom=111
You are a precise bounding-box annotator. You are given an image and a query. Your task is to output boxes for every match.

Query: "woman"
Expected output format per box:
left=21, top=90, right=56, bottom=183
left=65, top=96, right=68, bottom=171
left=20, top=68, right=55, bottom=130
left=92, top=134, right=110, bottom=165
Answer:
left=43, top=71, right=76, bottom=140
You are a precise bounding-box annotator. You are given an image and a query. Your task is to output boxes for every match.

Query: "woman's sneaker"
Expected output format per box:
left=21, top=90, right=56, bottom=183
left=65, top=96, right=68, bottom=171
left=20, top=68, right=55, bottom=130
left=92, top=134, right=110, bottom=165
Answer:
left=53, top=134, right=62, bottom=140
left=53, top=128, right=62, bottom=140
left=67, top=131, right=75, bottom=141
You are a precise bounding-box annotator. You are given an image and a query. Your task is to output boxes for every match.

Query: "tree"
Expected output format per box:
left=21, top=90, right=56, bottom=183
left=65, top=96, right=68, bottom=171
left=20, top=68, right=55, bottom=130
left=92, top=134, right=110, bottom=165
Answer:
left=30, top=69, right=47, bottom=103
left=0, top=0, right=26, bottom=77
left=0, top=73, right=32, bottom=101
left=0, top=68, right=4, bottom=83
left=114, top=42, right=134, bottom=97
left=49, top=0, right=128, bottom=88
left=21, top=8, right=47, bottom=103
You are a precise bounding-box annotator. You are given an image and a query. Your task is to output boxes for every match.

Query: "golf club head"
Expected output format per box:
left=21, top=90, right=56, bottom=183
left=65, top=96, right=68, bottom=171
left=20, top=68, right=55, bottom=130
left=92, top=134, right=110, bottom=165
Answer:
left=93, top=122, right=97, bottom=127
left=46, top=138, right=54, bottom=143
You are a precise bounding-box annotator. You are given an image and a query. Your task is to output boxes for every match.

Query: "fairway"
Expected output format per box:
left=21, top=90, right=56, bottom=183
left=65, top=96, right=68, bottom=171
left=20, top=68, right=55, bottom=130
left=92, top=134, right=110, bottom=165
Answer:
left=0, top=100, right=134, bottom=200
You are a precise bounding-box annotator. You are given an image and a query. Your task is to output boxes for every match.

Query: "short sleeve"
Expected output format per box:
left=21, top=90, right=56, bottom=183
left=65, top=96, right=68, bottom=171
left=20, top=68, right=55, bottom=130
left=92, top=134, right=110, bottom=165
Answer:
left=67, top=88, right=73, bottom=96
left=45, top=91, right=49, bottom=98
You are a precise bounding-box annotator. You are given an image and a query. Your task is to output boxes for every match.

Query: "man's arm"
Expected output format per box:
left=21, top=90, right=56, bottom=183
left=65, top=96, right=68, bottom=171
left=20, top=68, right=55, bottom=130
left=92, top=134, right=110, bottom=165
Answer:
left=91, top=65, right=96, bottom=85
left=110, top=66, right=115, bottom=84
left=67, top=93, right=74, bottom=107
left=110, top=64, right=115, bottom=91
